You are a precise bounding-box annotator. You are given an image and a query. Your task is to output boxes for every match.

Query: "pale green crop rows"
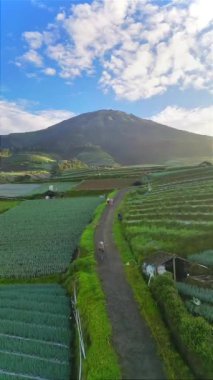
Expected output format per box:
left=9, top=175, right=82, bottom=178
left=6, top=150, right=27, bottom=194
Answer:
left=0, top=182, right=77, bottom=198
left=0, top=184, right=40, bottom=197
left=0, top=284, right=71, bottom=380
left=185, top=300, right=213, bottom=323
left=0, top=197, right=101, bottom=278
left=189, top=250, right=213, bottom=266
left=176, top=282, right=213, bottom=304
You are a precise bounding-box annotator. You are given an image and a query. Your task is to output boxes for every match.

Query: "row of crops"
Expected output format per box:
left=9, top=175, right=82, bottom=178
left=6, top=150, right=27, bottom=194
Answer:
left=176, top=282, right=213, bottom=323
left=151, top=165, right=213, bottom=184
left=121, top=168, right=213, bottom=316
left=54, top=165, right=164, bottom=181
left=0, top=284, right=72, bottom=380
left=0, top=182, right=77, bottom=198
left=0, top=190, right=104, bottom=379
left=0, top=197, right=101, bottom=277
left=123, top=175, right=213, bottom=258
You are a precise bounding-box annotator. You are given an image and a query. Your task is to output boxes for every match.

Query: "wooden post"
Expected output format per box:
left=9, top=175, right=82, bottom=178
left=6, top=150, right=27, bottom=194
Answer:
left=173, top=257, right=176, bottom=282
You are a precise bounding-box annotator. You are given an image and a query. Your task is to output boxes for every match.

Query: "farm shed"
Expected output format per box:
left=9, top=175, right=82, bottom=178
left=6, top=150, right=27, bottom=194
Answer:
left=44, top=189, right=56, bottom=199
left=143, top=251, right=190, bottom=281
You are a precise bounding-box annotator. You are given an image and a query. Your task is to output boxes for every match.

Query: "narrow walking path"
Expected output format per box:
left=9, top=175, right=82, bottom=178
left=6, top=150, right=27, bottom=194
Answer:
left=95, top=190, right=166, bottom=380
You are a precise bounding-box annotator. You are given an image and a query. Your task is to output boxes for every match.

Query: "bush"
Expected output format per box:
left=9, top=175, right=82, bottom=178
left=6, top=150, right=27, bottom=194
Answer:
left=151, top=275, right=213, bottom=380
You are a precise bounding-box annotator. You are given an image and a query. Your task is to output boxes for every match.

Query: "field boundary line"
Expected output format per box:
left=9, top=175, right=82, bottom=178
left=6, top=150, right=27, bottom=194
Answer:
left=0, top=349, right=67, bottom=365
left=0, top=369, right=49, bottom=380
left=0, top=333, right=69, bottom=348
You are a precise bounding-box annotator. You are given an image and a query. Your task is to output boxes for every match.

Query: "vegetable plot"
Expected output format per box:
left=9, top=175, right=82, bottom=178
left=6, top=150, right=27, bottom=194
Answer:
left=0, top=284, right=72, bottom=380
left=0, top=182, right=77, bottom=198
left=0, top=197, right=101, bottom=278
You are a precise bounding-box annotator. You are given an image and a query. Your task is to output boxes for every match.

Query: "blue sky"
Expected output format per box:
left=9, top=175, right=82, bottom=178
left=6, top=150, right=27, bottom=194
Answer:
left=1, top=0, right=213, bottom=135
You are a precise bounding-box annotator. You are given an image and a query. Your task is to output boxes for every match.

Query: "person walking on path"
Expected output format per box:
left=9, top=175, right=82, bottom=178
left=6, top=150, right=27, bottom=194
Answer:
left=98, top=240, right=105, bottom=261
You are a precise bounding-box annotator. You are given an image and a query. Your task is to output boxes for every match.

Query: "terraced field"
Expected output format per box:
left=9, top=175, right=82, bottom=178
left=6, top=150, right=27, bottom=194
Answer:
left=0, top=284, right=72, bottom=380
left=76, top=177, right=139, bottom=190
left=123, top=177, right=213, bottom=259
left=53, top=164, right=164, bottom=182
left=120, top=166, right=213, bottom=378
left=0, top=197, right=101, bottom=277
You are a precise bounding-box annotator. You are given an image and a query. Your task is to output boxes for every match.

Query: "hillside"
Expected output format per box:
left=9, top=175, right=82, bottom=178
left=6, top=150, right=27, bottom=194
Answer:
left=1, top=110, right=212, bottom=165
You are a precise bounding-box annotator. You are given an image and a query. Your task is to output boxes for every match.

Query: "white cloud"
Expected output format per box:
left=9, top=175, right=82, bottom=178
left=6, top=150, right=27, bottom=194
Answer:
left=23, top=31, right=43, bottom=49
left=0, top=100, right=75, bottom=134
left=19, top=0, right=213, bottom=100
left=151, top=105, right=213, bottom=136
left=56, top=12, right=65, bottom=21
left=21, top=49, right=43, bottom=67
left=43, top=67, right=56, bottom=76
left=31, top=0, right=52, bottom=12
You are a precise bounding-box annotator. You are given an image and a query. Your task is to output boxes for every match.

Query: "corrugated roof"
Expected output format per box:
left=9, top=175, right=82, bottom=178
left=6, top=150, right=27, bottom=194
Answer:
left=145, top=251, right=190, bottom=266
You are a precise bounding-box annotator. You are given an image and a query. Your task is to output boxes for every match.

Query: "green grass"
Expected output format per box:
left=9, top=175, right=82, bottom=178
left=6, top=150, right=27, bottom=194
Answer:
left=0, top=200, right=20, bottom=214
left=63, top=197, right=121, bottom=380
left=113, top=214, right=194, bottom=380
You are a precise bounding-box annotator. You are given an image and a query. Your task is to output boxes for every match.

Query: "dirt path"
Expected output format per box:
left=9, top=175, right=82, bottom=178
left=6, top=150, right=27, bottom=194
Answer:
left=95, top=190, right=166, bottom=380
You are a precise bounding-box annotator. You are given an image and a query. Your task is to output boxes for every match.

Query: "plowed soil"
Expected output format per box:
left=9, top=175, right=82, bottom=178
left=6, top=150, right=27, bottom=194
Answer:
left=76, top=178, right=139, bottom=190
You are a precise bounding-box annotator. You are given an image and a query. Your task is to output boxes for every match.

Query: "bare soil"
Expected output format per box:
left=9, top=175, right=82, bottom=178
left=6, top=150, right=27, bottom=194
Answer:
left=76, top=178, right=139, bottom=190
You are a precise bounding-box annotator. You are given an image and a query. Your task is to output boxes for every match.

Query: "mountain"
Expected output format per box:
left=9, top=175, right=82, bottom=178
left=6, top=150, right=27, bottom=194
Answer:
left=1, top=110, right=212, bottom=165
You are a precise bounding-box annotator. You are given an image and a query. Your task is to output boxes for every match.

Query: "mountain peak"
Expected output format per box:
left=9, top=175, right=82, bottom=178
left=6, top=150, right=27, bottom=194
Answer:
left=2, top=110, right=212, bottom=165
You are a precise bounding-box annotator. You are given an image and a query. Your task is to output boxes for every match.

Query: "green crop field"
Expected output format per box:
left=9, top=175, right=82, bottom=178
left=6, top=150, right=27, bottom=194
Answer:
left=122, top=172, right=213, bottom=260
left=189, top=249, right=213, bottom=266
left=119, top=166, right=213, bottom=378
left=53, top=164, right=164, bottom=182
left=0, top=197, right=101, bottom=278
left=0, top=182, right=77, bottom=198
left=176, top=282, right=213, bottom=322
left=121, top=167, right=213, bottom=318
left=0, top=284, right=72, bottom=380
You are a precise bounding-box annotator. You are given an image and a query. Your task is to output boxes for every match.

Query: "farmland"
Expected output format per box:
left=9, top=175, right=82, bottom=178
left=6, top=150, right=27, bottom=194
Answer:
left=1, top=163, right=212, bottom=379
left=0, top=182, right=78, bottom=198
left=118, top=165, right=213, bottom=378
left=122, top=175, right=213, bottom=260
left=76, top=177, right=140, bottom=190
left=0, top=197, right=101, bottom=278
left=176, top=282, right=213, bottom=322
left=53, top=164, right=164, bottom=182
left=0, top=284, right=72, bottom=380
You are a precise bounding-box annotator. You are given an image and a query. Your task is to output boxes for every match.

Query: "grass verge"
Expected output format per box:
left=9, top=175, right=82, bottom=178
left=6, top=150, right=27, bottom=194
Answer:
left=63, top=198, right=121, bottom=380
left=113, top=210, right=194, bottom=380
left=0, top=200, right=20, bottom=214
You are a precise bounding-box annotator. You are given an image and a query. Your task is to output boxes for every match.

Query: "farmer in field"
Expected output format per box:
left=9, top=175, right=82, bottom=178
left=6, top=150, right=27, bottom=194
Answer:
left=118, top=212, right=123, bottom=221
left=98, top=241, right=105, bottom=261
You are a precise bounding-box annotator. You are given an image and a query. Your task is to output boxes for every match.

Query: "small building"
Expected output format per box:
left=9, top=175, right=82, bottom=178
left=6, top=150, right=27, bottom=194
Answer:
left=44, top=190, right=56, bottom=199
left=143, top=251, right=190, bottom=282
